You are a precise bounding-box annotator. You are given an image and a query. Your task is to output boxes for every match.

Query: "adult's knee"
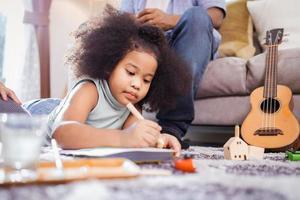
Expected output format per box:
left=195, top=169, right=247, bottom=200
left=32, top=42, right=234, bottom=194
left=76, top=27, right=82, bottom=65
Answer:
left=180, top=7, right=212, bottom=32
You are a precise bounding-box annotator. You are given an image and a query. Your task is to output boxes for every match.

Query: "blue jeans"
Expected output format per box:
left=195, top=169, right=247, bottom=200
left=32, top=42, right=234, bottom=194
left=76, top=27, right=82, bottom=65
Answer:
left=157, top=7, right=214, bottom=146
left=23, top=98, right=61, bottom=115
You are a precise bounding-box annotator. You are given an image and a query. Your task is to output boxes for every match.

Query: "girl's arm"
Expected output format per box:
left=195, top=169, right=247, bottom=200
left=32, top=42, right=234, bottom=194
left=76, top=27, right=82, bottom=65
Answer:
left=52, top=82, right=124, bottom=149
left=52, top=82, right=162, bottom=149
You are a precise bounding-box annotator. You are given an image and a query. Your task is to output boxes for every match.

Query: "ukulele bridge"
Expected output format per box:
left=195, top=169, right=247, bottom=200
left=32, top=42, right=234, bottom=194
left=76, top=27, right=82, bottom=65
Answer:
left=254, top=128, right=283, bottom=136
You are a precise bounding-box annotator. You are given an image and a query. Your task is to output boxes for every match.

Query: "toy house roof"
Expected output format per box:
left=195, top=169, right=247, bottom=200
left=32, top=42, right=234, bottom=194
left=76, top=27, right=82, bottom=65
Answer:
left=224, top=137, right=248, bottom=148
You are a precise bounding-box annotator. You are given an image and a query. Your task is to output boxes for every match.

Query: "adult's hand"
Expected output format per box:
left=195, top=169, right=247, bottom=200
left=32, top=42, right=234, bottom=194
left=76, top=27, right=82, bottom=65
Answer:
left=137, top=8, right=180, bottom=31
left=207, top=7, right=225, bottom=29
left=0, top=82, right=21, bottom=104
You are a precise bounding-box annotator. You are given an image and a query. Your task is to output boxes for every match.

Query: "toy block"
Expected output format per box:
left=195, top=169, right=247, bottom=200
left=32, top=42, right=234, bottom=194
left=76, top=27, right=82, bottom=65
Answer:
left=286, top=151, right=300, bottom=161
left=248, top=145, right=264, bottom=160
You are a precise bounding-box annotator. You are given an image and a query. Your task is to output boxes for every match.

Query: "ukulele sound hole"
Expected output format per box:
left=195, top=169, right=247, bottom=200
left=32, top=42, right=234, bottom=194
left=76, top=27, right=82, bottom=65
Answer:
left=260, top=98, right=280, bottom=113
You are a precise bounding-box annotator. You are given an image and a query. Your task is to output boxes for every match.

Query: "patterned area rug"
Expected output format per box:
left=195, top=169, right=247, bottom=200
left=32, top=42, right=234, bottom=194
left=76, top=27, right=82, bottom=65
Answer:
left=1, top=146, right=299, bottom=200
left=107, top=147, right=300, bottom=200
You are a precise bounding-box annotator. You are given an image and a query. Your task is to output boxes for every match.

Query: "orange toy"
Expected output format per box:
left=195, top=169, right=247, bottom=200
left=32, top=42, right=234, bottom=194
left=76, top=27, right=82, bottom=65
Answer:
left=174, top=158, right=196, bottom=173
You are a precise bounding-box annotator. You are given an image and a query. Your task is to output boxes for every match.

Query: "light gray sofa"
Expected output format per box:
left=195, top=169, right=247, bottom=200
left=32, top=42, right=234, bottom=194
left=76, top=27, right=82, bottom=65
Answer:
left=186, top=48, right=300, bottom=144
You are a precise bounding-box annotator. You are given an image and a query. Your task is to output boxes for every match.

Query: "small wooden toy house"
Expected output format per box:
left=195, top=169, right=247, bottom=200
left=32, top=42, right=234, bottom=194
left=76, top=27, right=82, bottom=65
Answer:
left=224, top=125, right=249, bottom=160
left=248, top=145, right=264, bottom=160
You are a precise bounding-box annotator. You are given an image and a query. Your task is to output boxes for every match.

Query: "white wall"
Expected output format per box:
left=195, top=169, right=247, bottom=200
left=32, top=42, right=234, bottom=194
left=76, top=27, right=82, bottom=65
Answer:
left=50, top=0, right=120, bottom=98
left=50, top=0, right=89, bottom=98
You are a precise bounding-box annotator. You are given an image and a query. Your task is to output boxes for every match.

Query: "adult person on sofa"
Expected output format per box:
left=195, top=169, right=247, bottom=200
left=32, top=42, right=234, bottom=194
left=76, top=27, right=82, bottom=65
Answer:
left=120, top=0, right=226, bottom=148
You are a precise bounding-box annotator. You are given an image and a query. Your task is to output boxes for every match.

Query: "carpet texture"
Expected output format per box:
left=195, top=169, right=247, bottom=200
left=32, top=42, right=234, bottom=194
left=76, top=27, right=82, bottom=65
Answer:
left=1, top=146, right=299, bottom=200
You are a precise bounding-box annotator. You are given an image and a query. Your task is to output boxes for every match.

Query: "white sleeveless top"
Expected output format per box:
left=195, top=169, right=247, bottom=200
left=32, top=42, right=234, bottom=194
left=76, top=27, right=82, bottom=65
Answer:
left=47, top=79, right=130, bottom=139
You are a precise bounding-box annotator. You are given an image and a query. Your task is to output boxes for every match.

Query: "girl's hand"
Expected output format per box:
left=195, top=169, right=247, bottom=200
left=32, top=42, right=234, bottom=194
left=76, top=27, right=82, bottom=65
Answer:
left=0, top=82, right=21, bottom=104
left=160, top=133, right=181, bottom=157
left=122, top=119, right=162, bottom=148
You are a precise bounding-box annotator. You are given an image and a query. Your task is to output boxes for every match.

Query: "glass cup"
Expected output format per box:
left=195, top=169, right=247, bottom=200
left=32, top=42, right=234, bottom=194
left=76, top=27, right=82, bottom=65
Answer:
left=0, top=113, right=47, bottom=182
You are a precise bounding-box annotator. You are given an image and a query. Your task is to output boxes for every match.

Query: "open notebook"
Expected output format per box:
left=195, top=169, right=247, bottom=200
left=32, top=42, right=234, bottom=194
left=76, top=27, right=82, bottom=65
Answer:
left=60, top=148, right=175, bottom=163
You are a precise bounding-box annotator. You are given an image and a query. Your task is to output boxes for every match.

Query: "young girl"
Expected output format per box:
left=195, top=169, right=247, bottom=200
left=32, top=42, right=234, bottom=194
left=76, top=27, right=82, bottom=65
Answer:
left=48, top=7, right=191, bottom=155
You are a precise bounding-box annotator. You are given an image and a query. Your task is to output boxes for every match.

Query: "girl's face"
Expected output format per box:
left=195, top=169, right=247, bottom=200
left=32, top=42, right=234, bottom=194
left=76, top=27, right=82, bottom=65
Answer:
left=109, top=50, right=158, bottom=106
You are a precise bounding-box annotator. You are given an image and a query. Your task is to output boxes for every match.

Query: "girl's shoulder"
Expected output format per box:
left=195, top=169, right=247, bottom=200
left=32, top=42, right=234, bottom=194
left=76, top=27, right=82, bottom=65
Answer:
left=72, top=79, right=98, bottom=96
left=67, top=79, right=100, bottom=107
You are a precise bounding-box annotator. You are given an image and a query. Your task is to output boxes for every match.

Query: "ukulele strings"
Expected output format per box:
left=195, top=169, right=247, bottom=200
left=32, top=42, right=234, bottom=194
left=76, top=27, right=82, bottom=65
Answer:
left=261, top=29, right=282, bottom=136
left=266, top=42, right=278, bottom=133
left=267, top=44, right=272, bottom=133
left=270, top=43, right=276, bottom=132
left=263, top=41, right=271, bottom=131
left=263, top=36, right=276, bottom=133
left=270, top=36, right=279, bottom=133
left=272, top=44, right=278, bottom=132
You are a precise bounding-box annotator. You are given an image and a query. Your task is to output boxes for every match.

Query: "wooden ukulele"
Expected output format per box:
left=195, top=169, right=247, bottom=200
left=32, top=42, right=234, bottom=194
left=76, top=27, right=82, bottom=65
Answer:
left=241, top=28, right=299, bottom=149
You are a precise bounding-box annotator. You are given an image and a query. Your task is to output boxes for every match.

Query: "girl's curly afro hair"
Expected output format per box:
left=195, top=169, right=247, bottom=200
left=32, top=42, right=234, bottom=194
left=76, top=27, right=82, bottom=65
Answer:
left=66, top=5, right=191, bottom=112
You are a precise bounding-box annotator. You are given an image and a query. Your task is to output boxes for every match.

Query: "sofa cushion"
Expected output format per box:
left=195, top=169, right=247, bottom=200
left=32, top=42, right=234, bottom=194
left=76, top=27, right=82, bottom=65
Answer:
left=246, top=48, right=300, bottom=94
left=218, top=0, right=255, bottom=59
left=196, top=57, right=248, bottom=99
left=193, top=95, right=300, bottom=126
left=247, top=0, right=300, bottom=50
left=193, top=96, right=250, bottom=125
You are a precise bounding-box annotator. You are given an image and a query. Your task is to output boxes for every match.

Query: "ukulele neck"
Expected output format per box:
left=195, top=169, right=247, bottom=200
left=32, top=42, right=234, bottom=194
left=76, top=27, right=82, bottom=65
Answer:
left=263, top=44, right=279, bottom=98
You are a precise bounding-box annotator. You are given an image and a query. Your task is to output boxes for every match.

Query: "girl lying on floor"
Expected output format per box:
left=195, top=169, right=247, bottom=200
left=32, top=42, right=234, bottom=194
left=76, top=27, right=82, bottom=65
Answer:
left=47, top=6, right=191, bottom=156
